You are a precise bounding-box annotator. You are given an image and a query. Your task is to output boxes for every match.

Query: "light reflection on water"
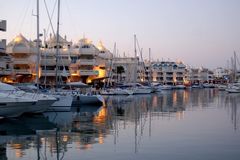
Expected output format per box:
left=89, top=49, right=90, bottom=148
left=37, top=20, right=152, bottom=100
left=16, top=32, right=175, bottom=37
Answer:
left=0, top=89, right=240, bottom=160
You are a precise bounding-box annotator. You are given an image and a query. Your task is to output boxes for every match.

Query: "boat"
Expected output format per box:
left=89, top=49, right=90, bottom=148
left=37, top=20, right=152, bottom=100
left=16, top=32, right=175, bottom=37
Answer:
left=174, top=84, right=186, bottom=89
left=72, top=93, right=104, bottom=106
left=47, top=91, right=73, bottom=111
left=0, top=92, right=37, bottom=118
left=120, top=83, right=152, bottom=94
left=191, top=83, right=202, bottom=88
left=0, top=82, right=56, bottom=114
left=202, top=83, right=215, bottom=88
left=161, top=84, right=173, bottom=90
left=226, top=83, right=240, bottom=93
left=133, top=85, right=152, bottom=94
left=100, top=87, right=134, bottom=95
left=45, top=0, right=73, bottom=111
left=66, top=81, right=105, bottom=105
left=100, top=88, right=115, bottom=95
left=151, top=83, right=162, bottom=92
left=216, top=84, right=227, bottom=91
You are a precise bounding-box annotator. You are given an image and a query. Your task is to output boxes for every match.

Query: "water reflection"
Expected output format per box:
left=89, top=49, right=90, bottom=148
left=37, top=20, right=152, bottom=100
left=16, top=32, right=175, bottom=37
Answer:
left=224, top=93, right=240, bottom=131
left=0, top=89, right=239, bottom=160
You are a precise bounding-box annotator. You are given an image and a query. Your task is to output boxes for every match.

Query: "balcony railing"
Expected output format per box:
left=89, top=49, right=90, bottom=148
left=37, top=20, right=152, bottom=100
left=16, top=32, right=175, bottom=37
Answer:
left=13, top=58, right=34, bottom=64
left=14, top=69, right=32, bottom=74
left=0, top=69, right=12, bottom=75
left=79, top=48, right=96, bottom=55
left=41, top=70, right=56, bottom=76
left=79, top=70, right=98, bottom=76
left=77, top=59, right=95, bottom=65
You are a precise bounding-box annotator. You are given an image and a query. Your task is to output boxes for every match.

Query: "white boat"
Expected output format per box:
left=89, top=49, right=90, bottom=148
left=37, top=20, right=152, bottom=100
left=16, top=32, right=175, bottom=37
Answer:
left=174, top=84, right=186, bottom=89
left=161, top=85, right=173, bottom=90
left=0, top=82, right=56, bottom=113
left=0, top=82, right=57, bottom=113
left=48, top=91, right=73, bottom=111
left=202, top=83, right=215, bottom=88
left=217, top=84, right=227, bottom=91
left=191, top=84, right=202, bottom=88
left=100, top=88, right=134, bottom=95
left=79, top=94, right=104, bottom=104
left=133, top=86, right=152, bottom=94
left=114, top=88, right=134, bottom=95
left=72, top=93, right=104, bottom=106
left=225, top=84, right=240, bottom=93
left=100, top=88, right=115, bottom=95
left=120, top=83, right=152, bottom=94
left=151, top=83, right=162, bottom=92
left=0, top=92, right=37, bottom=118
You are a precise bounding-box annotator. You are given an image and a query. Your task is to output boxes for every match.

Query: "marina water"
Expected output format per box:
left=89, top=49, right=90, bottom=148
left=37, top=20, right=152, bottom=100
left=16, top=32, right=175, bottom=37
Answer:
left=1, top=89, right=240, bottom=160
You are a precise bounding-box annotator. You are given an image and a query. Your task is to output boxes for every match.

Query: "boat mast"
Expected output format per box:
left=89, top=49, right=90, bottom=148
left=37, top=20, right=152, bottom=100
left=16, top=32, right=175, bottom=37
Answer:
left=55, top=0, right=60, bottom=90
left=149, top=48, right=152, bottom=83
left=233, top=51, right=237, bottom=82
left=36, top=0, right=40, bottom=90
left=133, top=34, right=137, bottom=83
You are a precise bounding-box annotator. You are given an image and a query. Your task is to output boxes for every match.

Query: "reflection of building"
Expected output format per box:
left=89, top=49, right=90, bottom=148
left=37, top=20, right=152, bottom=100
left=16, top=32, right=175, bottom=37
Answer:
left=0, top=144, right=7, bottom=160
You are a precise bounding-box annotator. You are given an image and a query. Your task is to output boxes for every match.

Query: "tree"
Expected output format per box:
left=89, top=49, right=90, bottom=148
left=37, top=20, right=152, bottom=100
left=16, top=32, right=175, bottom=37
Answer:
left=116, top=66, right=125, bottom=82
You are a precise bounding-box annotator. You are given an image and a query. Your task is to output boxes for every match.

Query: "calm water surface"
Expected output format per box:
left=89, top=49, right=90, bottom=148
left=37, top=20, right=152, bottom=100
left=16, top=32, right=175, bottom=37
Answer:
left=0, top=89, right=240, bottom=160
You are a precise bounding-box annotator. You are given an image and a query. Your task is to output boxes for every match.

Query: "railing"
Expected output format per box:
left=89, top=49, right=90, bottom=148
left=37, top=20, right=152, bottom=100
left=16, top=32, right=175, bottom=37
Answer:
left=79, top=48, right=96, bottom=55
left=0, top=69, right=12, bottom=75
left=77, top=59, right=95, bottom=65
left=13, top=58, right=34, bottom=64
left=79, top=70, right=98, bottom=76
left=41, top=70, right=56, bottom=76
left=14, top=69, right=32, bottom=74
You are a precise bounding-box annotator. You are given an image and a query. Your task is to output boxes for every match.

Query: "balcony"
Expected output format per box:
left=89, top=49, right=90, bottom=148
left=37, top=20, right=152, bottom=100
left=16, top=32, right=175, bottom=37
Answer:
left=79, top=70, right=98, bottom=76
left=77, top=59, right=95, bottom=65
left=40, top=59, right=56, bottom=66
left=0, top=62, right=6, bottom=68
left=13, top=58, right=34, bottom=64
left=41, top=70, right=56, bottom=76
left=14, top=69, right=32, bottom=75
left=79, top=48, right=96, bottom=55
left=0, top=69, right=12, bottom=75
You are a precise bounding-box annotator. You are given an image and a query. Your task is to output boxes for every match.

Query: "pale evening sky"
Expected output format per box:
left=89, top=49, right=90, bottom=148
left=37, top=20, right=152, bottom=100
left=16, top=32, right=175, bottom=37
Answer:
left=1, top=0, right=240, bottom=69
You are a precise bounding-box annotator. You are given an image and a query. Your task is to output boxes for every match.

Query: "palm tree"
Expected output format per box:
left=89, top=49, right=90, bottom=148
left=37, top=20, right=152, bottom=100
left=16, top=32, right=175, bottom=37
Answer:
left=116, top=66, right=125, bottom=82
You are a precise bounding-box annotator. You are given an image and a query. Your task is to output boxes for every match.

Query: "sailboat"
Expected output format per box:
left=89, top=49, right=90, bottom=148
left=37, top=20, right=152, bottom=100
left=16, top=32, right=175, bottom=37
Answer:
left=226, top=52, right=240, bottom=93
left=100, top=43, right=134, bottom=95
left=46, top=0, right=73, bottom=111
left=131, top=35, right=152, bottom=94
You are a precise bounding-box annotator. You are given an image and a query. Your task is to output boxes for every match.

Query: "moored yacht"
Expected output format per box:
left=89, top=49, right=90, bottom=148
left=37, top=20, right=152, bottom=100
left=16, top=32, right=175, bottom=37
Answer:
left=225, top=81, right=240, bottom=93
left=0, top=92, right=37, bottom=118
left=0, top=82, right=56, bottom=113
left=100, top=87, right=134, bottom=95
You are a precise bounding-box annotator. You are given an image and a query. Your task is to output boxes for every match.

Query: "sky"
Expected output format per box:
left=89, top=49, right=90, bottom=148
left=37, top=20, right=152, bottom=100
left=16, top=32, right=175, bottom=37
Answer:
left=1, top=0, right=240, bottom=69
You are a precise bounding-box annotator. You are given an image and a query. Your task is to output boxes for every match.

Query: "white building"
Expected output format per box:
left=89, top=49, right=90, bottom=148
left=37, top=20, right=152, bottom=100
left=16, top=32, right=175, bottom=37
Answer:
left=0, top=20, right=13, bottom=82
left=152, top=61, right=186, bottom=85
left=6, top=34, right=37, bottom=83
left=213, top=67, right=229, bottom=78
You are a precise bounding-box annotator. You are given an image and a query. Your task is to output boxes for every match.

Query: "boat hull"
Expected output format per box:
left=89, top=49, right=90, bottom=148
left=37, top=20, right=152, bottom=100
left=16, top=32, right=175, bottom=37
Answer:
left=50, top=95, right=73, bottom=111
left=0, top=101, right=35, bottom=118
left=72, top=94, right=104, bottom=106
